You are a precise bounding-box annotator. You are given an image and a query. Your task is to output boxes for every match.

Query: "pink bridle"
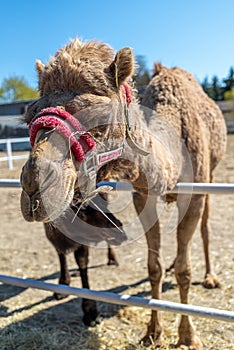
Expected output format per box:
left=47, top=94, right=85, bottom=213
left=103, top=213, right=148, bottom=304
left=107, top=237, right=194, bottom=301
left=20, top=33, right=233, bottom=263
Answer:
left=29, top=107, right=96, bottom=162
left=29, top=83, right=132, bottom=162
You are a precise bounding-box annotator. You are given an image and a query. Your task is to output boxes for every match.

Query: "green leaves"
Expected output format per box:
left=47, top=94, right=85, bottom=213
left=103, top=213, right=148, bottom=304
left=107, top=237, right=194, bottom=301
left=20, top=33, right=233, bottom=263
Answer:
left=132, top=55, right=150, bottom=97
left=0, top=76, right=39, bottom=102
left=224, top=87, right=234, bottom=102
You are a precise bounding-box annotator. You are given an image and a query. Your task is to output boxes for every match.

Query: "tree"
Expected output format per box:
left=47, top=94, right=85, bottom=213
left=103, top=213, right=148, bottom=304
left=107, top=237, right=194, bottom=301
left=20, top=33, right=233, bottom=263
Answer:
left=201, top=76, right=210, bottom=95
left=224, top=86, right=234, bottom=102
left=201, top=75, right=222, bottom=101
left=132, top=55, right=150, bottom=97
left=223, top=66, right=234, bottom=92
left=211, top=75, right=222, bottom=101
left=0, top=76, right=39, bottom=102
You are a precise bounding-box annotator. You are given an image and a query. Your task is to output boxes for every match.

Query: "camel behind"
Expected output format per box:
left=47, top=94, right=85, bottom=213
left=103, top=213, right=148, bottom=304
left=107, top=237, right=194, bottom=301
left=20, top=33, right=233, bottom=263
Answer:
left=142, top=63, right=227, bottom=290
left=142, top=63, right=227, bottom=175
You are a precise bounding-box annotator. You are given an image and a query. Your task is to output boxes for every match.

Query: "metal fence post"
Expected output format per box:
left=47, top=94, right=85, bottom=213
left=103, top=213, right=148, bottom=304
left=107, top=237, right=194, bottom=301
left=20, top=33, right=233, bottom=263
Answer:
left=6, top=139, right=13, bottom=169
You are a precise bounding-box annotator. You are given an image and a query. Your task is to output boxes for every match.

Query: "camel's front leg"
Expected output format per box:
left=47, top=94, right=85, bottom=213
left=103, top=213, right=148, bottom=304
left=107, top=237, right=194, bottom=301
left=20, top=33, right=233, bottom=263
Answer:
left=74, top=246, right=102, bottom=327
left=133, top=192, right=163, bottom=347
left=175, top=195, right=205, bottom=349
left=53, top=252, right=71, bottom=300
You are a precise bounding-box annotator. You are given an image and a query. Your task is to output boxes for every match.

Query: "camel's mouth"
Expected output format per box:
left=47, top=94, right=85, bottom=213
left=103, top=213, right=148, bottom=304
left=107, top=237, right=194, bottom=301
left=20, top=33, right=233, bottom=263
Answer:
left=21, top=168, right=76, bottom=223
left=20, top=139, right=77, bottom=223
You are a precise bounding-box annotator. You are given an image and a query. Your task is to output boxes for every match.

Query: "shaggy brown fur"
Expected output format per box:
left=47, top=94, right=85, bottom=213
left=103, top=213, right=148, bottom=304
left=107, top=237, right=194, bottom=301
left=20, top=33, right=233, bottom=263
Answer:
left=142, top=63, right=227, bottom=289
left=20, top=38, right=227, bottom=349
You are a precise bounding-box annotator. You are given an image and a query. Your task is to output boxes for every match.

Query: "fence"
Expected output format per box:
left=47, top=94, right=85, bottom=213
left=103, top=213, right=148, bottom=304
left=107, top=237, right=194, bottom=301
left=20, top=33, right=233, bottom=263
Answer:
left=0, top=180, right=234, bottom=323
left=0, top=137, right=30, bottom=169
left=0, top=274, right=234, bottom=322
left=1, top=179, right=234, bottom=194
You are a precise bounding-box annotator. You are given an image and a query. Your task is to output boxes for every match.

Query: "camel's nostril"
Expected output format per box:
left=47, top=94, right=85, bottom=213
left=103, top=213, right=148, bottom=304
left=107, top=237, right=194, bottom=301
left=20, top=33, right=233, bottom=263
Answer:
left=32, top=199, right=40, bottom=213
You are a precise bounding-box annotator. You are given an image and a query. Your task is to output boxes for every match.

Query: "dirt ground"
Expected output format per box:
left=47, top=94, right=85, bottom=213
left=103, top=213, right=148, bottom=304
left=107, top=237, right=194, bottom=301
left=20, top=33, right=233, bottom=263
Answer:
left=0, top=135, right=234, bottom=350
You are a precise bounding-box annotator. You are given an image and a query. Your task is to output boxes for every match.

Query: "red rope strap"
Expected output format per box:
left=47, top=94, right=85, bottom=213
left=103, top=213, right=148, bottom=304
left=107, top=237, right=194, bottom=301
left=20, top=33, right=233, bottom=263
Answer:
left=29, top=107, right=96, bottom=162
left=121, top=83, right=132, bottom=104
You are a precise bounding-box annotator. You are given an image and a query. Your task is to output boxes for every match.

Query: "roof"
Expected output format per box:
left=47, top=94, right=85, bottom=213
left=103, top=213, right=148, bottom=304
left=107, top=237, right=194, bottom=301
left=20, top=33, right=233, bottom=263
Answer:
left=0, top=100, right=34, bottom=116
left=217, top=101, right=234, bottom=113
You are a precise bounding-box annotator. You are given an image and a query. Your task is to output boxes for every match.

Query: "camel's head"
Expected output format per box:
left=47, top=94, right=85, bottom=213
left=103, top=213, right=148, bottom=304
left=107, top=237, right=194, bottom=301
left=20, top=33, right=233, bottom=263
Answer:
left=20, top=127, right=78, bottom=222
left=20, top=38, right=135, bottom=223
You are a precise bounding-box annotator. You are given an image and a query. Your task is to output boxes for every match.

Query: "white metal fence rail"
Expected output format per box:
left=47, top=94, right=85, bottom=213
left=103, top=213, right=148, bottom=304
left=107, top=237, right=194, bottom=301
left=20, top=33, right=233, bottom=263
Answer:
left=0, top=274, right=233, bottom=322
left=1, top=179, right=234, bottom=194
left=0, top=137, right=30, bottom=169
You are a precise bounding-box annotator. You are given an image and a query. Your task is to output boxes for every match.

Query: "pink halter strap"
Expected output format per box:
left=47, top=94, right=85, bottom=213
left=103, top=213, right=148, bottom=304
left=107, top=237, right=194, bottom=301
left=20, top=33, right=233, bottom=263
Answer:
left=29, top=107, right=96, bottom=162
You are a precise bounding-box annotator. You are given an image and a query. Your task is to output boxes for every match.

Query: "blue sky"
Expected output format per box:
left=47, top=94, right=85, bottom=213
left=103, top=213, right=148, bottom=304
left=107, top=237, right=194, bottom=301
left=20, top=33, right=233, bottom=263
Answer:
left=1, top=0, right=234, bottom=89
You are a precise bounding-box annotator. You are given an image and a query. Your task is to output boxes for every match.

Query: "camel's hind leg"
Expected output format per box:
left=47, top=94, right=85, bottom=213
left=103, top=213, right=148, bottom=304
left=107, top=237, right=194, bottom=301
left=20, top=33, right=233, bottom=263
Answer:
left=175, top=195, right=204, bottom=349
left=107, top=244, right=119, bottom=266
left=201, top=194, right=221, bottom=288
left=133, top=192, right=163, bottom=347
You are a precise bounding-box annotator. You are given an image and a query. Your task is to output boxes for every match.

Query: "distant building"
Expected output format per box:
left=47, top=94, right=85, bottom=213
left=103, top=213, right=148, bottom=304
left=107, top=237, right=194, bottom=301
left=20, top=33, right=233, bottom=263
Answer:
left=0, top=100, right=34, bottom=150
left=0, top=100, right=33, bottom=116
left=0, top=100, right=33, bottom=140
left=0, top=99, right=233, bottom=144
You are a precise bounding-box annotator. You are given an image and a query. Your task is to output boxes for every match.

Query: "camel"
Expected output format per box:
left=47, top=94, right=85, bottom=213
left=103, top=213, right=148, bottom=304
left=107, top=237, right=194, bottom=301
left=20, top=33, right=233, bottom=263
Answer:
left=145, top=63, right=227, bottom=289
left=20, top=38, right=227, bottom=349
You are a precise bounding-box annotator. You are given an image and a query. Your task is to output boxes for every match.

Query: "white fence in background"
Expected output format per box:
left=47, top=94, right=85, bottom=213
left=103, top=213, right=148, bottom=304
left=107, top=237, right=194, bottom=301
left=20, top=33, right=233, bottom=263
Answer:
left=0, top=137, right=30, bottom=169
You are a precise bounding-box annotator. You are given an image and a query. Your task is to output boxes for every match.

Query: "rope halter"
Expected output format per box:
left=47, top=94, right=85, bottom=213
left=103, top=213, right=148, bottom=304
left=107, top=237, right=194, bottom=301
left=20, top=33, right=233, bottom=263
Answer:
left=29, top=107, right=96, bottom=162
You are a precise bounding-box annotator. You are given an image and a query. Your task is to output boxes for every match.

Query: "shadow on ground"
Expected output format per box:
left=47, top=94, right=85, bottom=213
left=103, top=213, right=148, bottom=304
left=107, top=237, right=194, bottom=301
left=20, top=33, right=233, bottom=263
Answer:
left=0, top=297, right=100, bottom=350
left=0, top=265, right=191, bottom=350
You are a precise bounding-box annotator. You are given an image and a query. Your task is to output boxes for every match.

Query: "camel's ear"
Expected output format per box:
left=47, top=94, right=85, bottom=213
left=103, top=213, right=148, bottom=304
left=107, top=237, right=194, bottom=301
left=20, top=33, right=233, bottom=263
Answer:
left=35, top=60, right=45, bottom=81
left=110, top=47, right=134, bottom=88
left=152, top=62, right=163, bottom=77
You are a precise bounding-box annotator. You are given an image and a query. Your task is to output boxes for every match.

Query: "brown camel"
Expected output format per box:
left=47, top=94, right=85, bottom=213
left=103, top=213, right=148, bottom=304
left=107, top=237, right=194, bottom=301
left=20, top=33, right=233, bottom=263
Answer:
left=20, top=38, right=227, bottom=349
left=146, top=63, right=227, bottom=289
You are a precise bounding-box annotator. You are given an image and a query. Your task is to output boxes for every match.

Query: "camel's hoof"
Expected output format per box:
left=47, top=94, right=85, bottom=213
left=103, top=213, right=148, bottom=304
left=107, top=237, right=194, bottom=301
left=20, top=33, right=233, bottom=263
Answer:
left=203, top=273, right=221, bottom=289
left=107, top=259, right=119, bottom=266
left=83, top=311, right=103, bottom=327
left=139, top=334, right=162, bottom=348
left=82, top=299, right=102, bottom=327
left=53, top=292, right=68, bottom=300
left=177, top=335, right=203, bottom=349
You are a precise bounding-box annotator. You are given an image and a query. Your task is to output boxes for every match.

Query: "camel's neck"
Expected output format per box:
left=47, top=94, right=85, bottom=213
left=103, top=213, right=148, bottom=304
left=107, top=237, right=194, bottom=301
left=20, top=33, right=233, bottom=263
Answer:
left=85, top=104, right=184, bottom=196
